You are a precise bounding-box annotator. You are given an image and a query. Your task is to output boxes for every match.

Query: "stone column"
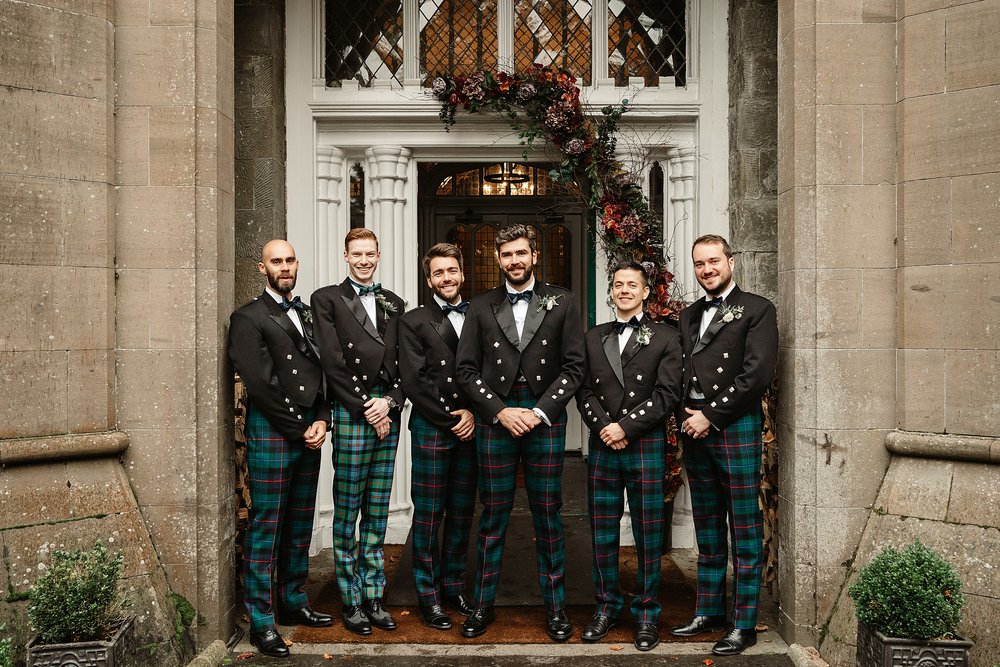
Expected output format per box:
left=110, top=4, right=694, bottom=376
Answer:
left=776, top=0, right=896, bottom=647
left=315, top=146, right=348, bottom=289
left=114, top=0, right=236, bottom=646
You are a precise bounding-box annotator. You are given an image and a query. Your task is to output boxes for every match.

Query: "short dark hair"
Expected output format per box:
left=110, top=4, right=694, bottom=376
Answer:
left=494, top=224, right=537, bottom=253
left=422, top=243, right=464, bottom=278
left=612, top=262, right=649, bottom=287
left=692, top=233, right=733, bottom=259
left=345, top=227, right=379, bottom=251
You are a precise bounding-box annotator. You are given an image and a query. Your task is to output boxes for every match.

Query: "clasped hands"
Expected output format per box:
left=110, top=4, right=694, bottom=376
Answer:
left=496, top=407, right=542, bottom=437
left=364, top=396, right=394, bottom=439
left=303, top=420, right=327, bottom=449
left=681, top=407, right=711, bottom=439
left=599, top=422, right=629, bottom=450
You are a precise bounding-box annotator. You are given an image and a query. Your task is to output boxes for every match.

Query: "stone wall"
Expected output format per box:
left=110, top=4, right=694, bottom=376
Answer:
left=729, top=0, right=778, bottom=300
left=235, top=0, right=287, bottom=306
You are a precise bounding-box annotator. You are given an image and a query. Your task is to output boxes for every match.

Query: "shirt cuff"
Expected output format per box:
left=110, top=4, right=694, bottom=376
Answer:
left=532, top=407, right=551, bottom=426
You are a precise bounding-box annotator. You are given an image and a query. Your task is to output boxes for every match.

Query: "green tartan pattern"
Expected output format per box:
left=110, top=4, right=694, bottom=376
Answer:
left=330, top=390, right=400, bottom=606
left=409, top=412, right=478, bottom=606
left=587, top=426, right=665, bottom=624
left=243, top=402, right=320, bottom=632
left=683, top=403, right=764, bottom=629
left=472, top=384, right=568, bottom=611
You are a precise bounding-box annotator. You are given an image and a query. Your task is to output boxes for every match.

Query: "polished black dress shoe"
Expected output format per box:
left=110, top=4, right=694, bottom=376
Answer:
left=342, top=604, right=373, bottom=635
left=670, top=614, right=730, bottom=637
left=361, top=598, right=397, bottom=630
left=634, top=623, right=660, bottom=651
left=442, top=593, right=474, bottom=616
left=276, top=606, right=334, bottom=627
left=419, top=604, right=452, bottom=630
left=712, top=628, right=757, bottom=656
left=581, top=614, right=617, bottom=642
left=461, top=607, right=496, bottom=638
left=546, top=609, right=573, bottom=642
left=249, top=627, right=289, bottom=658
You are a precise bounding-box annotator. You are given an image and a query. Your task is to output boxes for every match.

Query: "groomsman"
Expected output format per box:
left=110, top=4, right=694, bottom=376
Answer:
left=671, top=234, right=778, bottom=656
left=577, top=263, right=682, bottom=651
left=456, top=224, right=585, bottom=641
left=398, top=243, right=478, bottom=631
left=229, top=239, right=333, bottom=658
left=311, top=228, right=406, bottom=636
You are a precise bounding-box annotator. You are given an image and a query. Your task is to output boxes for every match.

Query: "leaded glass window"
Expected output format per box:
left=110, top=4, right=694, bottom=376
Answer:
left=608, top=0, right=685, bottom=87
left=326, top=1, right=404, bottom=86
left=421, top=0, right=498, bottom=85
left=514, top=0, right=592, bottom=85
left=436, top=164, right=562, bottom=196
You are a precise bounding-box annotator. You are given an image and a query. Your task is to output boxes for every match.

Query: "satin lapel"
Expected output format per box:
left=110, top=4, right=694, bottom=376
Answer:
left=376, top=297, right=388, bottom=336
left=518, top=284, right=546, bottom=352
left=621, top=326, right=650, bottom=366
left=602, top=329, right=625, bottom=387
left=491, top=292, right=520, bottom=348
left=693, top=304, right=725, bottom=355
left=340, top=280, right=383, bottom=344
left=263, top=294, right=313, bottom=359
left=687, top=300, right=704, bottom=348
left=431, top=308, right=460, bottom=352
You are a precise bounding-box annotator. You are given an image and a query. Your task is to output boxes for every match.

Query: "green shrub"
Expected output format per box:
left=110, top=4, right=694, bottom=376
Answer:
left=27, top=542, right=126, bottom=645
left=0, top=625, right=13, bottom=667
left=849, top=540, right=965, bottom=640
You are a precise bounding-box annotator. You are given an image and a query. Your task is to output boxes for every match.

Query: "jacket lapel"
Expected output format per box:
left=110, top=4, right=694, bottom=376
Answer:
left=430, top=306, right=460, bottom=351
left=518, top=283, right=547, bottom=352
left=340, top=278, right=383, bottom=344
left=693, top=286, right=741, bottom=355
left=621, top=323, right=650, bottom=366
left=262, top=292, right=316, bottom=360
left=601, top=327, right=625, bottom=387
left=491, top=289, right=520, bottom=348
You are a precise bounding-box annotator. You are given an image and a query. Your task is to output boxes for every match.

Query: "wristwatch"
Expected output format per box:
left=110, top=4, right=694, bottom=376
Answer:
left=384, top=396, right=398, bottom=410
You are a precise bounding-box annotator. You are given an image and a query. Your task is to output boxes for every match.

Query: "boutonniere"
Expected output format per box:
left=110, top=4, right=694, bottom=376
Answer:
left=634, top=324, right=653, bottom=347
left=719, top=304, right=744, bottom=323
left=301, top=309, right=313, bottom=324
left=375, top=293, right=398, bottom=315
left=536, top=294, right=561, bottom=312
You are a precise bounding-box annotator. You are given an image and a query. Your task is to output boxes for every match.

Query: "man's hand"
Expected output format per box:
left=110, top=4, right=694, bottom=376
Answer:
left=450, top=409, right=476, bottom=441
left=520, top=409, right=542, bottom=431
left=373, top=415, right=392, bottom=440
left=599, top=422, right=627, bottom=447
left=363, top=396, right=390, bottom=425
left=682, top=408, right=712, bottom=439
left=496, top=407, right=532, bottom=437
left=303, top=420, right=327, bottom=449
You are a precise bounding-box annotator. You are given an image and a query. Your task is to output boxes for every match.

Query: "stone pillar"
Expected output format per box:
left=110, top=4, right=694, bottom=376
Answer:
left=114, top=0, right=237, bottom=646
left=776, top=0, right=896, bottom=647
left=315, top=145, right=348, bottom=289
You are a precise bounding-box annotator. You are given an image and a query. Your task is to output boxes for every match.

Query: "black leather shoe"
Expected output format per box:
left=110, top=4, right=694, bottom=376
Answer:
left=546, top=609, right=573, bottom=642
left=443, top=593, right=474, bottom=616
left=249, top=627, right=289, bottom=658
left=712, top=628, right=757, bottom=656
left=634, top=623, right=660, bottom=651
left=581, top=614, right=617, bottom=642
left=670, top=614, right=730, bottom=637
left=276, top=606, right=334, bottom=627
left=419, top=604, right=452, bottom=630
left=461, top=607, right=496, bottom=638
left=361, top=598, right=397, bottom=631
left=342, top=605, right=372, bottom=635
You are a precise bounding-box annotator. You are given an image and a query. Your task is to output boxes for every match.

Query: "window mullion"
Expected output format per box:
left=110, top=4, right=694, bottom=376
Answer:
left=592, top=0, right=610, bottom=87
left=403, top=0, right=420, bottom=84
left=498, top=0, right=514, bottom=71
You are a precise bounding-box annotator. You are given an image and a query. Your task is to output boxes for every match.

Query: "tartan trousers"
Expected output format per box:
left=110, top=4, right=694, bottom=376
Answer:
left=683, top=401, right=764, bottom=629
left=409, top=413, right=478, bottom=607
left=243, top=402, right=321, bottom=632
left=330, top=390, right=400, bottom=607
left=472, top=383, right=568, bottom=611
left=587, top=426, right=665, bottom=624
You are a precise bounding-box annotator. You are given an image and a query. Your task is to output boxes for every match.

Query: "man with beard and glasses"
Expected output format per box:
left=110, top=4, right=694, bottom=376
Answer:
left=228, top=239, right=334, bottom=658
left=310, top=228, right=406, bottom=636
left=670, top=234, right=777, bottom=656
left=455, top=224, right=585, bottom=641
left=398, top=243, right=477, bottom=631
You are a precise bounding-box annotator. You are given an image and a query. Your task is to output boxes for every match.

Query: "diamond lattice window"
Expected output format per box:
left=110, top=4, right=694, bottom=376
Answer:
left=608, top=0, right=685, bottom=87
left=514, top=0, right=592, bottom=85
left=421, top=0, right=498, bottom=85
left=326, top=1, right=404, bottom=87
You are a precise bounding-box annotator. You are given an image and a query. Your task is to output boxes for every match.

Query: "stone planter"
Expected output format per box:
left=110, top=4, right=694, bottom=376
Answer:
left=27, top=616, right=136, bottom=667
left=856, top=621, right=973, bottom=667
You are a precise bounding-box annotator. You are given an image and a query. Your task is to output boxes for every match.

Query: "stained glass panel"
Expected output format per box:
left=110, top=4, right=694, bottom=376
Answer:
left=473, top=224, right=501, bottom=294
left=514, top=0, right=592, bottom=85
left=421, top=0, right=498, bottom=84
left=608, top=0, right=685, bottom=87
left=436, top=164, right=564, bottom=196
left=543, top=224, right=570, bottom=289
left=326, top=1, right=404, bottom=87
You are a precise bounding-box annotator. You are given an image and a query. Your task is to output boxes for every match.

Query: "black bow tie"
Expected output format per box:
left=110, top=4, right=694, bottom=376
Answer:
left=351, top=280, right=381, bottom=296
left=507, top=290, right=532, bottom=304
left=441, top=301, right=469, bottom=315
left=706, top=296, right=723, bottom=308
left=280, top=296, right=304, bottom=312
left=613, top=316, right=642, bottom=335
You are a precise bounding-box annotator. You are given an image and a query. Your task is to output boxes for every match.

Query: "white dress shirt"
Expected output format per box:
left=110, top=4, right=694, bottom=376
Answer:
left=433, top=294, right=465, bottom=338
left=266, top=286, right=304, bottom=336
left=615, top=313, right=643, bottom=353
left=351, top=280, right=378, bottom=325
left=506, top=277, right=535, bottom=339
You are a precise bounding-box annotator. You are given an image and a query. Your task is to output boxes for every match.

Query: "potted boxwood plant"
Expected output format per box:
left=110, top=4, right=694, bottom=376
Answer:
left=849, top=540, right=972, bottom=667
left=25, top=542, right=135, bottom=667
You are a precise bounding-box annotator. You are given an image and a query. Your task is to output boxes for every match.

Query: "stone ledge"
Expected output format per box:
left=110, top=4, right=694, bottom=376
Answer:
left=885, top=430, right=999, bottom=464
left=0, top=431, right=129, bottom=466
